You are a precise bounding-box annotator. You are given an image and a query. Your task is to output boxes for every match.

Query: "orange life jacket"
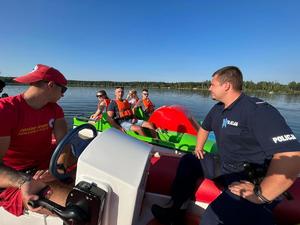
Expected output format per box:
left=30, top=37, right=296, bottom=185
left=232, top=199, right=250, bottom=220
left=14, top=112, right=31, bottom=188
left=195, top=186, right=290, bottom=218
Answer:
left=143, top=98, right=155, bottom=113
left=104, top=99, right=111, bottom=107
left=115, top=99, right=134, bottom=119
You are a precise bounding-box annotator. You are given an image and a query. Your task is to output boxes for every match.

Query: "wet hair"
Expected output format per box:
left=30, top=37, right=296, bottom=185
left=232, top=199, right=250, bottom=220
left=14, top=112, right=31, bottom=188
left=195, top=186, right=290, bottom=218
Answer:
left=0, top=80, right=6, bottom=89
left=96, top=90, right=108, bottom=98
left=212, top=66, right=243, bottom=91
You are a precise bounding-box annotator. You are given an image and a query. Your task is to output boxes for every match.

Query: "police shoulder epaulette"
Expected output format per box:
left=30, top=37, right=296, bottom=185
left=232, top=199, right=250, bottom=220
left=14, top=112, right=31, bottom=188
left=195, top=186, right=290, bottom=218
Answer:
left=249, top=97, right=266, bottom=105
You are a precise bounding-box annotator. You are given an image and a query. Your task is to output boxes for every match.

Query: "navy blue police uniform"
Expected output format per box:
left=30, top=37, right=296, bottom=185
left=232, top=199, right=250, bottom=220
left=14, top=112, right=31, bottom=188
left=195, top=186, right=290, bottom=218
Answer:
left=169, top=93, right=300, bottom=225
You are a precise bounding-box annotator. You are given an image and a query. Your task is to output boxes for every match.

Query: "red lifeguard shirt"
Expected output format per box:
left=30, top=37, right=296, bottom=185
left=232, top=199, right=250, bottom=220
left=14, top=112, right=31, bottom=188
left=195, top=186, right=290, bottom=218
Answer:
left=0, top=94, right=64, bottom=171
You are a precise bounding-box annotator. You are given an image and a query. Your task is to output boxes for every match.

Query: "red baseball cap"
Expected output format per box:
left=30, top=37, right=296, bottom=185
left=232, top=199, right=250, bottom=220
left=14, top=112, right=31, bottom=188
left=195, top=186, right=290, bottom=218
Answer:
left=14, top=64, right=68, bottom=86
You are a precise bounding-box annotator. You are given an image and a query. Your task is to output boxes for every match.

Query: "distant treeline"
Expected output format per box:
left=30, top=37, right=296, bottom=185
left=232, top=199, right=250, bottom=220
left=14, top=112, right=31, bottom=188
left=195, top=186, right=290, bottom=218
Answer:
left=1, top=76, right=300, bottom=94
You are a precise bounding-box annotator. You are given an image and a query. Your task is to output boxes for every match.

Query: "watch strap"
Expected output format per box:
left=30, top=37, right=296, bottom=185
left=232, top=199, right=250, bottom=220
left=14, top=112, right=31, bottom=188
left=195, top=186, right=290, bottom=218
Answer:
left=254, top=184, right=272, bottom=204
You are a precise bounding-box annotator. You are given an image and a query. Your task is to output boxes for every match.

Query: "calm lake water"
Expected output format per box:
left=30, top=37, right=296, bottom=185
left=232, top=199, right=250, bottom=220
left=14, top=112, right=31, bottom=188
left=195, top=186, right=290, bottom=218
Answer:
left=3, top=85, right=300, bottom=139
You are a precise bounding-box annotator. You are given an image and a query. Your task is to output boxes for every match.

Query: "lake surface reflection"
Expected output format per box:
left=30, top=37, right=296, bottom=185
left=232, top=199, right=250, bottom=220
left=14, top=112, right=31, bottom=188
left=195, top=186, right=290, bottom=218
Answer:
left=4, top=85, right=300, bottom=139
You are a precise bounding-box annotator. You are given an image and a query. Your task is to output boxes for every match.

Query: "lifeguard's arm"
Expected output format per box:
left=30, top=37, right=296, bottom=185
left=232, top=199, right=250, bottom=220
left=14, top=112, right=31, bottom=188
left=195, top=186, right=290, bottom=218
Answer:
left=194, top=127, right=209, bottom=159
left=53, top=118, right=69, bottom=166
left=32, top=118, right=69, bottom=182
left=0, top=136, right=47, bottom=210
left=107, top=110, right=123, bottom=131
left=53, top=118, right=68, bottom=143
left=44, top=117, right=73, bottom=207
left=0, top=136, right=29, bottom=189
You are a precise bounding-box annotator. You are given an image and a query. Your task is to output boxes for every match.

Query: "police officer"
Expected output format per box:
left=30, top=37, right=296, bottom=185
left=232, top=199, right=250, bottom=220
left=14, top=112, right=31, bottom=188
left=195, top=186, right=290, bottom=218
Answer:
left=151, top=66, right=300, bottom=225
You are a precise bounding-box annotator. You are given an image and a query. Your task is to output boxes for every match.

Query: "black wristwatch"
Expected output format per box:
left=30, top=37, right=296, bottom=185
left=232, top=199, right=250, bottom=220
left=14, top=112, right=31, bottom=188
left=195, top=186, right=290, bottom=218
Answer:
left=253, top=184, right=272, bottom=204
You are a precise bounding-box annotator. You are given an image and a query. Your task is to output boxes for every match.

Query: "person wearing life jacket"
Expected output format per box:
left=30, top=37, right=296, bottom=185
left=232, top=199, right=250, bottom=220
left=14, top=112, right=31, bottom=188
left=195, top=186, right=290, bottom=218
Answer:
left=134, top=89, right=155, bottom=116
left=107, top=86, right=157, bottom=137
left=90, top=90, right=111, bottom=120
left=126, top=89, right=139, bottom=108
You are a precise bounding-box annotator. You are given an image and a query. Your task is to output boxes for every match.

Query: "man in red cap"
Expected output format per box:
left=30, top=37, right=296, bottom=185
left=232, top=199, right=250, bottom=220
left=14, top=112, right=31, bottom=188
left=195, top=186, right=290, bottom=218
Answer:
left=0, top=64, right=71, bottom=216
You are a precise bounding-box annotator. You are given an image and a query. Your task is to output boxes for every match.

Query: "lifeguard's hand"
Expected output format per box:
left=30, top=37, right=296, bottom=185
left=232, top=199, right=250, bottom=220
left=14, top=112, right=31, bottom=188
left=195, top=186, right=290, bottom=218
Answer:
left=228, top=180, right=263, bottom=204
left=194, top=147, right=205, bottom=159
left=20, top=179, right=52, bottom=212
left=33, top=169, right=56, bottom=183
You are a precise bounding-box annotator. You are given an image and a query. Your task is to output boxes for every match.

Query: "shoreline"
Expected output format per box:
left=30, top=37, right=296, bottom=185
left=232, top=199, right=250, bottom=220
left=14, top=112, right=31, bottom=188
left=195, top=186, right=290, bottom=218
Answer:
left=4, top=83, right=300, bottom=95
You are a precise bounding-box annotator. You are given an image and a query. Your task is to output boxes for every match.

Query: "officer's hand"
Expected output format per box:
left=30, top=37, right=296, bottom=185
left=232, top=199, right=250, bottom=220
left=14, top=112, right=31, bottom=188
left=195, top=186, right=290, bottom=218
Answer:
left=194, top=147, right=205, bottom=159
left=228, top=180, right=264, bottom=204
left=20, top=179, right=52, bottom=212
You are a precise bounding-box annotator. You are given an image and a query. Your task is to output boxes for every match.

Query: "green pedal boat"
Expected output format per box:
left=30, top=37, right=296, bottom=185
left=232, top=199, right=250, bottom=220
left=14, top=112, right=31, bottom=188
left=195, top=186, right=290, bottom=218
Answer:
left=73, top=112, right=217, bottom=154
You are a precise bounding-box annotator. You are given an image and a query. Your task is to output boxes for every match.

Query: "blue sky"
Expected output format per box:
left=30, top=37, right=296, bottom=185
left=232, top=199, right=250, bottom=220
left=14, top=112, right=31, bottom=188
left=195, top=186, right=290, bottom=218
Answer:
left=0, top=0, right=299, bottom=83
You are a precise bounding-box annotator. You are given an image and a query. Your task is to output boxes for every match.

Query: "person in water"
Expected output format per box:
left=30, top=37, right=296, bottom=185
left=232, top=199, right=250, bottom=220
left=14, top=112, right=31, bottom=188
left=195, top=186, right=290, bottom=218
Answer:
left=0, top=64, right=72, bottom=216
left=134, top=89, right=155, bottom=116
left=151, top=66, right=300, bottom=225
left=0, top=80, right=8, bottom=98
left=107, top=86, right=157, bottom=137
left=90, top=90, right=110, bottom=120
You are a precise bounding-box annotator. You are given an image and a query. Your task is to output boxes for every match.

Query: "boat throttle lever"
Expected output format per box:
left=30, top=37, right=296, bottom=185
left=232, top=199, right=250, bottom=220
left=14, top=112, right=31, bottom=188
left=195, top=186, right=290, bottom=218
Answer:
left=28, top=198, right=89, bottom=225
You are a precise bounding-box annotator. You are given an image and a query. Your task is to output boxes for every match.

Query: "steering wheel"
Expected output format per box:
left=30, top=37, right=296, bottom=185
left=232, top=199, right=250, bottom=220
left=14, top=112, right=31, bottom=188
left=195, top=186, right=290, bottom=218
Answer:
left=49, top=123, right=98, bottom=181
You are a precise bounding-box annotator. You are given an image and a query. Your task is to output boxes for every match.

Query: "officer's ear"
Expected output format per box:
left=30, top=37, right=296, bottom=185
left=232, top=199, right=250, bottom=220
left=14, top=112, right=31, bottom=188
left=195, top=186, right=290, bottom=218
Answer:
left=223, top=81, right=231, bottom=91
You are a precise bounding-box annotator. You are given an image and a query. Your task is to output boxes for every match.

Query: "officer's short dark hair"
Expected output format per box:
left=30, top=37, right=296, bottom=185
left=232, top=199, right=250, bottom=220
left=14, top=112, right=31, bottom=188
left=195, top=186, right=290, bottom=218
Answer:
left=142, top=88, right=148, bottom=93
left=0, top=80, right=6, bottom=89
left=212, top=66, right=243, bottom=91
